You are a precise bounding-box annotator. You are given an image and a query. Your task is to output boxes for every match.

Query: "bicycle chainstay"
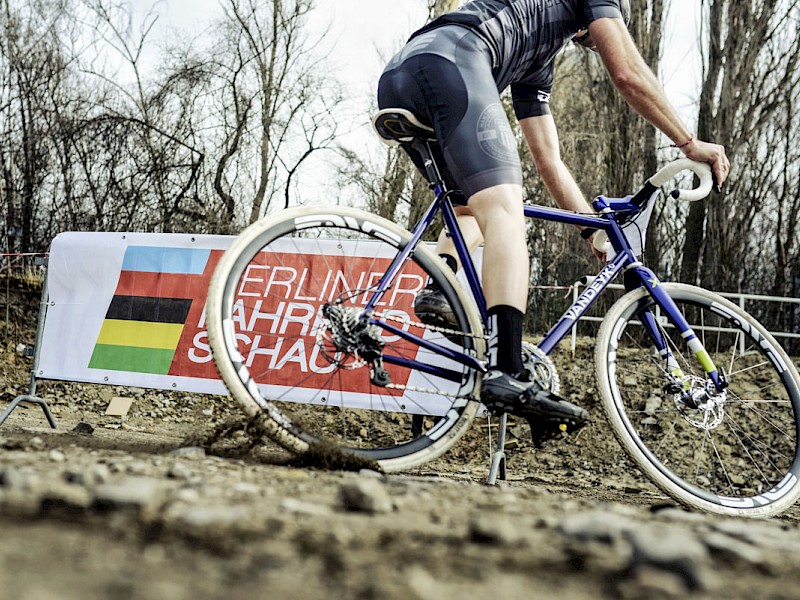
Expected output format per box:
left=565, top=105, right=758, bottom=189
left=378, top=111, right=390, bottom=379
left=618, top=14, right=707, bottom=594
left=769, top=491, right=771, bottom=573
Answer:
left=375, top=313, right=561, bottom=399
left=318, top=307, right=564, bottom=400
left=316, top=306, right=483, bottom=399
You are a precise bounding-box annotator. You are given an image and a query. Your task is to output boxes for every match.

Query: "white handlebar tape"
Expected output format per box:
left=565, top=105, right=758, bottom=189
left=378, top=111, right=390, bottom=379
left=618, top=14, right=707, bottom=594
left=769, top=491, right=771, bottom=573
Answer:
left=649, top=158, right=713, bottom=202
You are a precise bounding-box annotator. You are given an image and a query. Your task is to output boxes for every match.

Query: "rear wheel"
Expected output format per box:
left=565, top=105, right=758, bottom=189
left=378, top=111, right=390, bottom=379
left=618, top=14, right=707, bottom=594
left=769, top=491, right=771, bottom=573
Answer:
left=206, top=206, right=486, bottom=472
left=596, top=283, right=800, bottom=517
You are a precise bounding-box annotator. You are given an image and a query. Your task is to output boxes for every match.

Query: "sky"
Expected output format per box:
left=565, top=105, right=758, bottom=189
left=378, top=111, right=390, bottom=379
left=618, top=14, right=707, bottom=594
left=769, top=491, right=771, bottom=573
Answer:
left=138, top=0, right=703, bottom=104
left=130, top=0, right=703, bottom=202
left=129, top=0, right=430, bottom=201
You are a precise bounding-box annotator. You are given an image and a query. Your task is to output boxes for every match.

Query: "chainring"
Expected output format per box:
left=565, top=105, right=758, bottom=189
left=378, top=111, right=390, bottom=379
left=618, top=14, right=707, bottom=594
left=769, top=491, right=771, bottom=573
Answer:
left=521, top=341, right=561, bottom=394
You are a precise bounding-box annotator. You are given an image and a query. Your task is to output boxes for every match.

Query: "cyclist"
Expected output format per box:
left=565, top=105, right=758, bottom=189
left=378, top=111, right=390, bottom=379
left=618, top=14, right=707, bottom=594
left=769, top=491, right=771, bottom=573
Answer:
left=377, top=0, right=730, bottom=441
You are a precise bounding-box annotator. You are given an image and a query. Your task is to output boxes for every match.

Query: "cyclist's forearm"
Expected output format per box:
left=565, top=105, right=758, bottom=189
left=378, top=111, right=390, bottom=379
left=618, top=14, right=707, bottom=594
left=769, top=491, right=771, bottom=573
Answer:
left=536, top=159, right=593, bottom=216
left=591, top=18, right=692, bottom=145
left=519, top=115, right=595, bottom=217
left=608, top=64, right=691, bottom=146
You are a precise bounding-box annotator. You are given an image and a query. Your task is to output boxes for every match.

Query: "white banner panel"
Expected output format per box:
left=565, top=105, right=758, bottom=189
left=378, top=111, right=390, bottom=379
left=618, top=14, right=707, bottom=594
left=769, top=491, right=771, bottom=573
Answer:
left=38, top=232, right=477, bottom=415
left=40, top=232, right=233, bottom=395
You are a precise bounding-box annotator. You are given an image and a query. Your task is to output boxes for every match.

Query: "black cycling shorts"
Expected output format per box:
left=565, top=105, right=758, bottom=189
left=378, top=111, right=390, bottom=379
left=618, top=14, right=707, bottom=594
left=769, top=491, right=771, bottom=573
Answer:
left=377, top=26, right=523, bottom=200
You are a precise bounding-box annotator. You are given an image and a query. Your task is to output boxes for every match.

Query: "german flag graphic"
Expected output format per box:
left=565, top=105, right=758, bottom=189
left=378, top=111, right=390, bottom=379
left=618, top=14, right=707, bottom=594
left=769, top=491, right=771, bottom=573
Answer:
left=89, top=246, right=211, bottom=375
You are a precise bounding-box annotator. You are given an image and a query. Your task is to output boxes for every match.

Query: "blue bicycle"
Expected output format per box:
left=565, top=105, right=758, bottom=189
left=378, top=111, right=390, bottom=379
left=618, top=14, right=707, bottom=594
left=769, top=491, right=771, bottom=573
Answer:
left=207, top=108, right=800, bottom=517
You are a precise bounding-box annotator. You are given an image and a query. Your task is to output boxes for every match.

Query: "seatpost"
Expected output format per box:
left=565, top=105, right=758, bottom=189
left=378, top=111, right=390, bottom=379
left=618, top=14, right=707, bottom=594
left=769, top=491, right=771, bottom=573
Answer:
left=411, top=139, right=448, bottom=193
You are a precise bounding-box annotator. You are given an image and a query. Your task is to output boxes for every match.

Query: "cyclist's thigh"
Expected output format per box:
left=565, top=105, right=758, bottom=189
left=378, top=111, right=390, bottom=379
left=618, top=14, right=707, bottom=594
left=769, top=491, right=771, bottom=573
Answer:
left=377, top=27, right=522, bottom=200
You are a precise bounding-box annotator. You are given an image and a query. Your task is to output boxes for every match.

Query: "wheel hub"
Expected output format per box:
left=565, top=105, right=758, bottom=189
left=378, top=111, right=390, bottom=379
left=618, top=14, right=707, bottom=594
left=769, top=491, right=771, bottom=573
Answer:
left=673, top=375, right=727, bottom=430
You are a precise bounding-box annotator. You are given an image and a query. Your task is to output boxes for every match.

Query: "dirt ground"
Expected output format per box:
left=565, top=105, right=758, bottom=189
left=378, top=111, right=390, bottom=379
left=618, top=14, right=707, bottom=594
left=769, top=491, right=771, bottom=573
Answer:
left=3, top=279, right=800, bottom=600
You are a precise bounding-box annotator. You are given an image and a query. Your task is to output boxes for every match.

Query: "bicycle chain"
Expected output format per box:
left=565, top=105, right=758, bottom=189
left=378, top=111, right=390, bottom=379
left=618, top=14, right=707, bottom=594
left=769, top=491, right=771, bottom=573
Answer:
left=383, top=382, right=469, bottom=399
left=375, top=310, right=487, bottom=341
left=374, top=310, right=484, bottom=398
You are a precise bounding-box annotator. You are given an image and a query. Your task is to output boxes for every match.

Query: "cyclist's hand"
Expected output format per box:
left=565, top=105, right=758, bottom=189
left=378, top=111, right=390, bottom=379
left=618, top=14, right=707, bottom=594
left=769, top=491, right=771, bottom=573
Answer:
left=587, top=233, right=607, bottom=262
left=681, top=139, right=730, bottom=193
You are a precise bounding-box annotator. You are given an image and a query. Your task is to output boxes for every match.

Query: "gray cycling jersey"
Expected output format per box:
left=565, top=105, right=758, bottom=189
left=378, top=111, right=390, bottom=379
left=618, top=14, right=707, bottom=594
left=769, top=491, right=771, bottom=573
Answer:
left=378, top=0, right=626, bottom=198
left=411, top=0, right=624, bottom=116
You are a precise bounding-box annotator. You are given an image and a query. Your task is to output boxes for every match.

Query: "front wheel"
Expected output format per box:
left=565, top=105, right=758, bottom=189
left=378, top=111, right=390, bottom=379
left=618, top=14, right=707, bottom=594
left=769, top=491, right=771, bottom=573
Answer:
left=206, top=206, right=486, bottom=472
left=596, top=283, right=800, bottom=517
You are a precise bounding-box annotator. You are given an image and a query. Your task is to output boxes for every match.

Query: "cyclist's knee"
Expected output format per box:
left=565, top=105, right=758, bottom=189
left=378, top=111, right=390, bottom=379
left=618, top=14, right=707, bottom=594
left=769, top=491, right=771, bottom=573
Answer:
left=468, top=184, right=524, bottom=222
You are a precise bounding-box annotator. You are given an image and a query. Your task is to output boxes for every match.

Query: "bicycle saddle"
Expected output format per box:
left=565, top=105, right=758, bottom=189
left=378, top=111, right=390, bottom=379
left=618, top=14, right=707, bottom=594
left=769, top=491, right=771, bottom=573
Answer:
left=373, top=108, right=436, bottom=147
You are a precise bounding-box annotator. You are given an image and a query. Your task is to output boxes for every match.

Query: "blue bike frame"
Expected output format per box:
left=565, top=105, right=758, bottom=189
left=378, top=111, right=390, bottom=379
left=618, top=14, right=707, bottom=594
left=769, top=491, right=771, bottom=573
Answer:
left=364, top=172, right=727, bottom=394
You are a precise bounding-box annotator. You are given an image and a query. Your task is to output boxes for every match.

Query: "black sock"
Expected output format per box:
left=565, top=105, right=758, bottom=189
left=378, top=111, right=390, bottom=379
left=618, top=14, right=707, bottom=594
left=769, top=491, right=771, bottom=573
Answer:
left=487, top=305, right=524, bottom=375
left=439, top=254, right=458, bottom=273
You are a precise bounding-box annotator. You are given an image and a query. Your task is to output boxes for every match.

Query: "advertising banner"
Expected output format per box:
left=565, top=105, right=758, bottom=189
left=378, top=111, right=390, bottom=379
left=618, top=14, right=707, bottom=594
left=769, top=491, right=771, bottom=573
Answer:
left=40, top=232, right=232, bottom=395
left=38, top=232, right=466, bottom=415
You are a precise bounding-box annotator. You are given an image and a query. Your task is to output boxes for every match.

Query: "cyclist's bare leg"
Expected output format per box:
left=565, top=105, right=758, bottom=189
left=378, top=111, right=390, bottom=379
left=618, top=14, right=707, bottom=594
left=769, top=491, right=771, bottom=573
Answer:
left=466, top=183, right=588, bottom=440
left=467, top=184, right=528, bottom=311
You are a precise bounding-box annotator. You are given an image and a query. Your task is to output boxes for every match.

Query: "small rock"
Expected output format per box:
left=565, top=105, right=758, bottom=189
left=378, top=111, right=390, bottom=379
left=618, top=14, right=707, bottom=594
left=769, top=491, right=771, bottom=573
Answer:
left=358, top=469, right=383, bottom=479
left=92, top=477, right=165, bottom=512
left=0, top=467, right=40, bottom=490
left=48, top=449, right=66, bottom=463
left=469, top=513, right=518, bottom=545
left=29, top=436, right=44, bottom=450
left=281, top=497, right=332, bottom=516
left=170, top=447, right=206, bottom=460
left=167, top=462, right=193, bottom=481
left=40, top=484, right=93, bottom=515
left=126, top=461, right=149, bottom=476
left=406, top=566, right=444, bottom=600
left=711, top=520, right=783, bottom=546
left=166, top=504, right=253, bottom=531
left=702, top=531, right=765, bottom=566
left=651, top=507, right=708, bottom=524
left=71, top=422, right=95, bottom=435
left=65, top=464, right=112, bottom=486
left=558, top=511, right=632, bottom=544
left=629, top=525, right=709, bottom=590
left=171, top=487, right=201, bottom=504
left=339, top=480, right=393, bottom=514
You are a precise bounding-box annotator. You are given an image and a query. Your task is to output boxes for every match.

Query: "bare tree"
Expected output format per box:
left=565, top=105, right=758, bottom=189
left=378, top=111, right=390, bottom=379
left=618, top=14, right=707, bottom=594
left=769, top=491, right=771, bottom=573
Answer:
left=80, top=0, right=205, bottom=233
left=0, top=0, right=87, bottom=251
left=680, top=0, right=800, bottom=292
left=211, top=0, right=341, bottom=225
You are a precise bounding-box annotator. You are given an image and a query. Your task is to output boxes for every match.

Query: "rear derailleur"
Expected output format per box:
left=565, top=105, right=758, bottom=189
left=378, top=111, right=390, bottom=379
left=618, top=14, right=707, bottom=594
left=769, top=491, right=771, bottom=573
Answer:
left=319, top=302, right=391, bottom=387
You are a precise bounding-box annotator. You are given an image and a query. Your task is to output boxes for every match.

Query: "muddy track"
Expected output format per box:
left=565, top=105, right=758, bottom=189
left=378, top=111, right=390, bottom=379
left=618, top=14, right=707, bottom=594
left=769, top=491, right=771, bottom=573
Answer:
left=3, top=342, right=800, bottom=600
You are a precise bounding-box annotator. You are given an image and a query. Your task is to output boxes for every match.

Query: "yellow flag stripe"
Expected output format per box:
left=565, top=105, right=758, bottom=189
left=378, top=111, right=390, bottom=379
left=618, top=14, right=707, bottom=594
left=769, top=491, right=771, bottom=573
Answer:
left=97, top=319, right=184, bottom=350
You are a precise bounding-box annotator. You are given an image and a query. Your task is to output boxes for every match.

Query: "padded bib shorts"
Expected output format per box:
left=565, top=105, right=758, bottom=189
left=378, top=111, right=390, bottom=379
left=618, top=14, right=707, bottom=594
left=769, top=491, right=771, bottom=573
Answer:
left=377, top=26, right=522, bottom=200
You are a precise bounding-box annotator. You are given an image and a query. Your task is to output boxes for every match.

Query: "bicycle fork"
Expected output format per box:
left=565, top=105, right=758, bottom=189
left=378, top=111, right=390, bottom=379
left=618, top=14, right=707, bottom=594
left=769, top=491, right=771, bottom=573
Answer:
left=628, top=266, right=728, bottom=396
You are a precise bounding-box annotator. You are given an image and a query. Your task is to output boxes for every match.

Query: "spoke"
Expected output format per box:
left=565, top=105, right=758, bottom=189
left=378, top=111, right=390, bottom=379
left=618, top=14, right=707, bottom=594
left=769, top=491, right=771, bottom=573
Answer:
left=727, top=360, right=771, bottom=378
left=695, top=430, right=709, bottom=482
left=721, top=415, right=772, bottom=486
left=708, top=435, right=736, bottom=495
left=608, top=292, right=799, bottom=511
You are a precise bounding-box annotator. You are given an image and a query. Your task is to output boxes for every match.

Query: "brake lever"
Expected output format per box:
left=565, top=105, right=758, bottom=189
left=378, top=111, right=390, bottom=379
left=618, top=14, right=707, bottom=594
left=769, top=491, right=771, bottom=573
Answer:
left=712, top=170, right=723, bottom=195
